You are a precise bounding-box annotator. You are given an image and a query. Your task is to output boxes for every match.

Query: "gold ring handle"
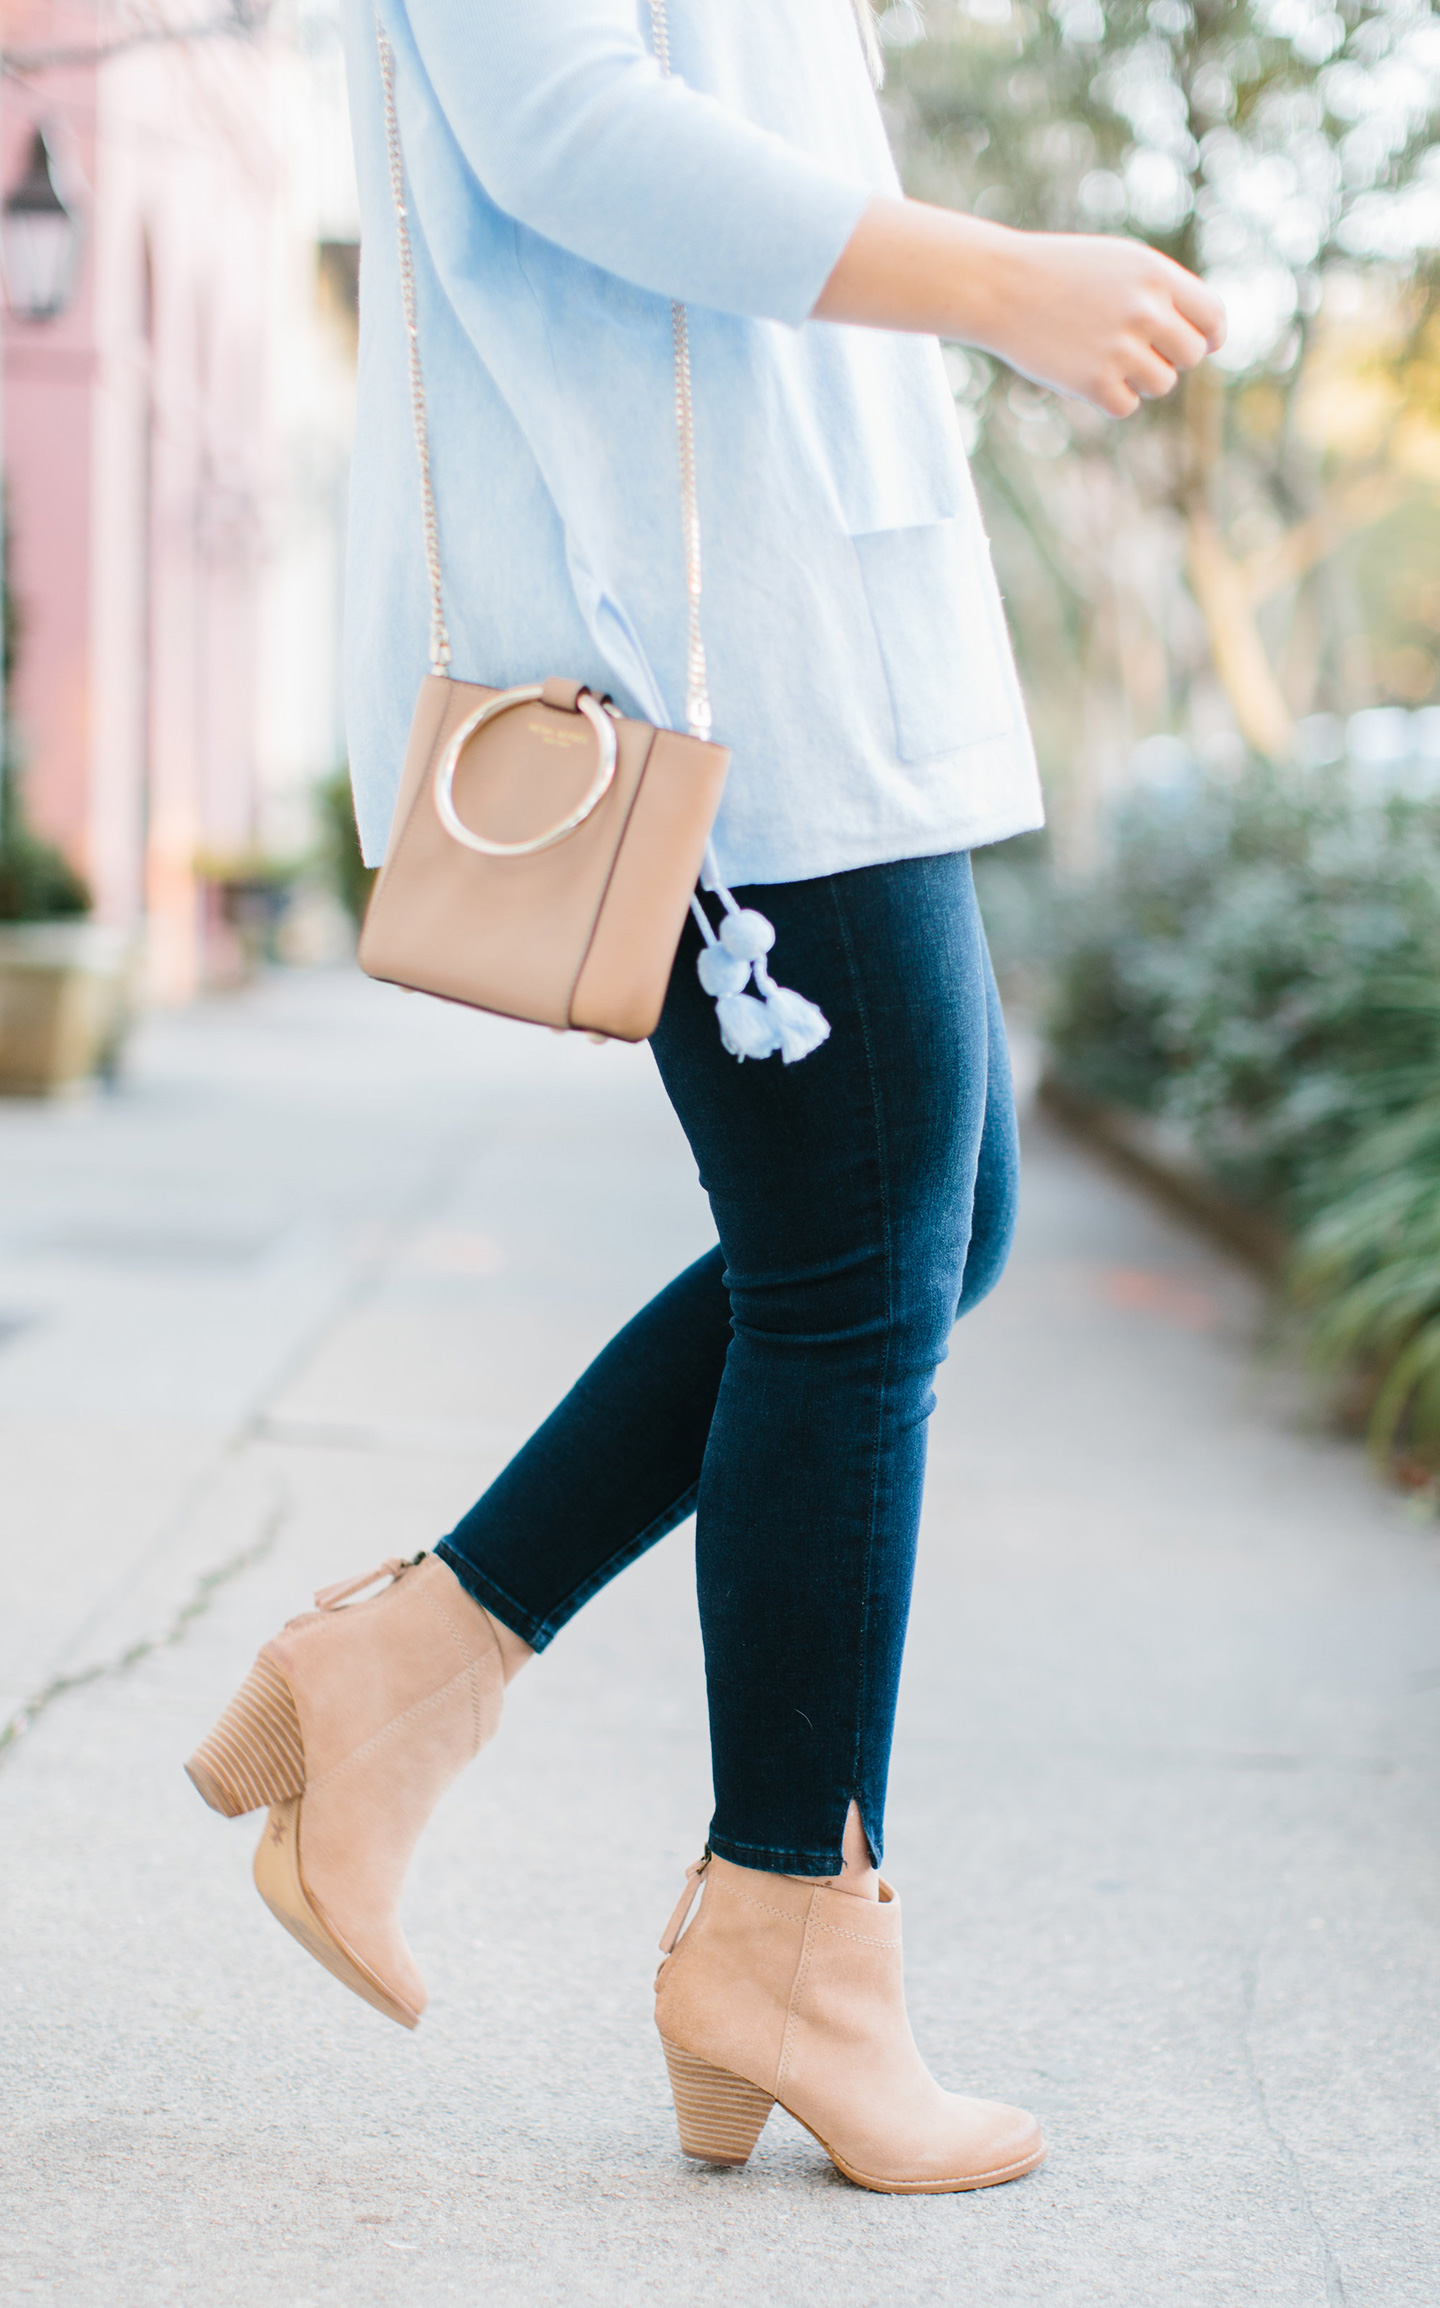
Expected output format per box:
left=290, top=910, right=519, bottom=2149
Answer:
left=433, top=686, right=619, bottom=858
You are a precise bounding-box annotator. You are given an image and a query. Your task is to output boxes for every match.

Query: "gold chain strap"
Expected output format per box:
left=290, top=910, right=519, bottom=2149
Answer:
left=377, top=23, right=449, bottom=678
left=375, top=4, right=712, bottom=740
left=646, top=0, right=711, bottom=740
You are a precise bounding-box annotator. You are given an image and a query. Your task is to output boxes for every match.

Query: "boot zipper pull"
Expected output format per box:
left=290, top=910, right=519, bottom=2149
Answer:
left=313, top=1554, right=421, bottom=1611
left=657, top=1851, right=711, bottom=1955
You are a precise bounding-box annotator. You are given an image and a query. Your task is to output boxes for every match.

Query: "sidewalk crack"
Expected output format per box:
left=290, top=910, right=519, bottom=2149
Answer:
left=1239, top=1947, right=1348, bottom=2306
left=0, top=1494, right=285, bottom=1768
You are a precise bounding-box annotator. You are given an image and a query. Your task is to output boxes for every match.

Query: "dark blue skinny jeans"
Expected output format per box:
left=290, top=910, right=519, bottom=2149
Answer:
left=438, top=852, right=1018, bottom=1875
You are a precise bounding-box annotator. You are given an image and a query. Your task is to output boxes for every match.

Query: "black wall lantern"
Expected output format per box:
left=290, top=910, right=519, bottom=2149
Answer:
left=2, top=126, right=83, bottom=324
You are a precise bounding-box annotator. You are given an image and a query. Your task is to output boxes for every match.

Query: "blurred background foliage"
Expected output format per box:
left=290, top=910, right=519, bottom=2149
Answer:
left=880, top=0, right=1440, bottom=1469
left=316, top=767, right=378, bottom=928
left=0, top=509, right=89, bottom=925
left=1044, top=764, right=1440, bottom=1207
left=1031, top=759, right=1440, bottom=1470
left=884, top=0, right=1440, bottom=828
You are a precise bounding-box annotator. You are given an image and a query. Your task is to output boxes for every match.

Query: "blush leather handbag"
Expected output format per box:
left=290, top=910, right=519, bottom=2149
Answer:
left=358, top=3, right=731, bottom=1044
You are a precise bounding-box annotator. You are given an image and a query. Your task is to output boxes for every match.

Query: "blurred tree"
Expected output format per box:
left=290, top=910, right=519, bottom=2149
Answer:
left=881, top=0, right=1440, bottom=830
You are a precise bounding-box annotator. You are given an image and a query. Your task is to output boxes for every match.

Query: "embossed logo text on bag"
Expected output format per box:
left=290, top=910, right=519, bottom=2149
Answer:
left=527, top=721, right=589, bottom=748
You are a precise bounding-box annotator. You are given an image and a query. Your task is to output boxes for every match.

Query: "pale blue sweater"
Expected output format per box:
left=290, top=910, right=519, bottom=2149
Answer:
left=342, top=0, right=1043, bottom=878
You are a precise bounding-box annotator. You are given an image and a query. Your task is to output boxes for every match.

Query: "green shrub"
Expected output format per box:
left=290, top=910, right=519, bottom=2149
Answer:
left=1290, top=1048, right=1440, bottom=1465
left=0, top=755, right=90, bottom=922
left=972, top=829, right=1052, bottom=995
left=316, top=768, right=376, bottom=929
left=1046, top=766, right=1440, bottom=1215
left=1044, top=763, right=1440, bottom=1468
left=0, top=507, right=90, bottom=922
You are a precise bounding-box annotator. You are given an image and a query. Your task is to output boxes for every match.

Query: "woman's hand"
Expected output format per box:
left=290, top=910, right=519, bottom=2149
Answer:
left=814, top=199, right=1226, bottom=417
left=971, top=229, right=1225, bottom=414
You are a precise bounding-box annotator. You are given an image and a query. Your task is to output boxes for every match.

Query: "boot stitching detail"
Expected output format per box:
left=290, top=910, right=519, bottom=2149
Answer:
left=774, top=1887, right=820, bottom=2103
left=306, top=1663, right=487, bottom=1793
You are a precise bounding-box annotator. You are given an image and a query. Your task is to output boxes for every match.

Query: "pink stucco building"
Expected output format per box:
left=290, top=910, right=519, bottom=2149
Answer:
left=2, top=0, right=356, bottom=996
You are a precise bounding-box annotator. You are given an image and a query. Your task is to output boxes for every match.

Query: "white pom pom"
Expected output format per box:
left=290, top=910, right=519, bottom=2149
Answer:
left=696, top=943, right=751, bottom=997
left=716, top=990, right=782, bottom=1061
left=718, top=907, right=776, bottom=961
left=762, top=982, right=831, bottom=1065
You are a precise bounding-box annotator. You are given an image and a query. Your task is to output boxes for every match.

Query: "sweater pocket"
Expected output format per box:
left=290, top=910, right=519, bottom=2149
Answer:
left=851, top=517, right=1017, bottom=763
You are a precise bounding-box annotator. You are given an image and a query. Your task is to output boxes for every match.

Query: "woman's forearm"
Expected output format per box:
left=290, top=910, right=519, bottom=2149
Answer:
left=813, top=196, right=1226, bottom=419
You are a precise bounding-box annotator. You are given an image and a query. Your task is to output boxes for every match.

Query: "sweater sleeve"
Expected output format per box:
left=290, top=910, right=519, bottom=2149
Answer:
left=387, top=0, right=872, bottom=326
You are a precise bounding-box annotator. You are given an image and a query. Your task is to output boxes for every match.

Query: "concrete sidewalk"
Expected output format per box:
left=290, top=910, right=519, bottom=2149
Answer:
left=1, top=966, right=1436, bottom=2306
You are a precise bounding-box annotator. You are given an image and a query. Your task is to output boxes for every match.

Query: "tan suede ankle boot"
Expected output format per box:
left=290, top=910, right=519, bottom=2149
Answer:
left=186, top=1552, right=504, bottom=2029
left=654, top=1853, right=1046, bottom=2193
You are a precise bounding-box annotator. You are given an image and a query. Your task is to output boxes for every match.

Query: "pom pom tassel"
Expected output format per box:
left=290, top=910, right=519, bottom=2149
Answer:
left=754, top=967, right=831, bottom=1065
left=696, top=943, right=750, bottom=998
left=691, top=879, right=830, bottom=1066
left=716, top=991, right=783, bottom=1060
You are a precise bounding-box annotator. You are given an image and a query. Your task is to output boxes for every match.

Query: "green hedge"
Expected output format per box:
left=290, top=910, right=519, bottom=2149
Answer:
left=1040, top=765, right=1440, bottom=1467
